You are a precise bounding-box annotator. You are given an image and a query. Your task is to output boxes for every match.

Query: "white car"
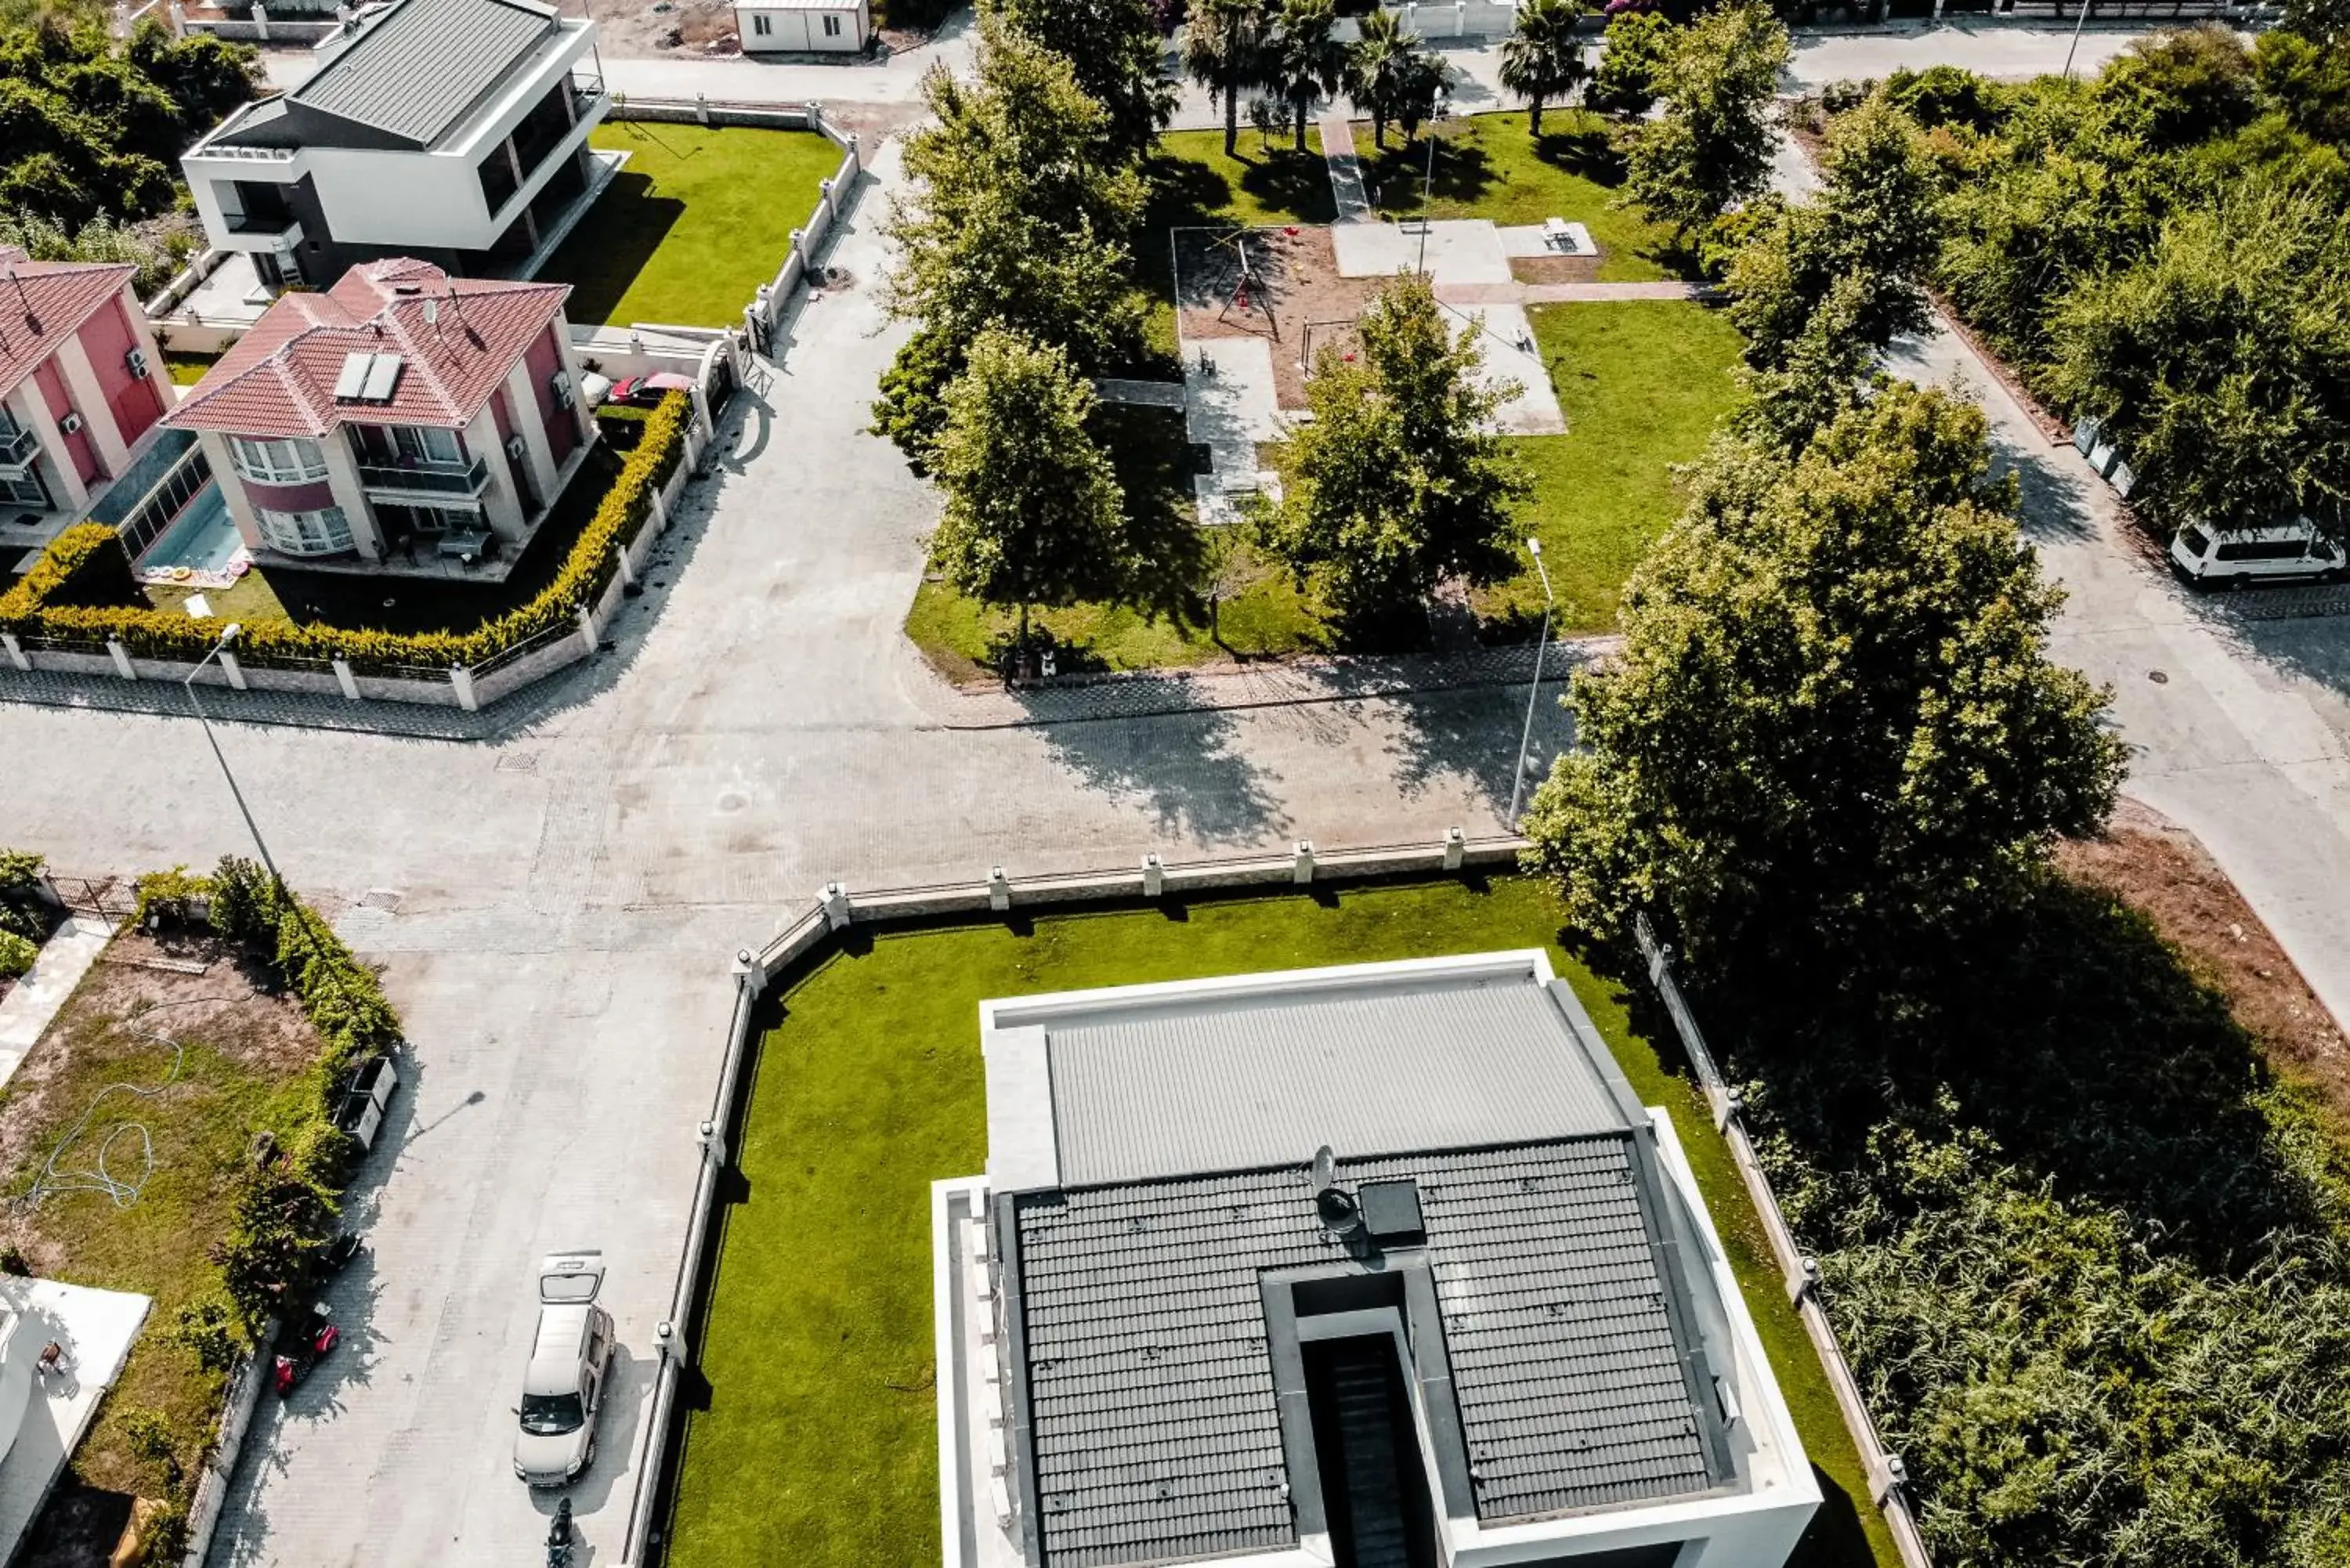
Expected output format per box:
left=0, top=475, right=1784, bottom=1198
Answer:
left=512, top=1251, right=615, bottom=1487
left=2170, top=518, right=2345, bottom=589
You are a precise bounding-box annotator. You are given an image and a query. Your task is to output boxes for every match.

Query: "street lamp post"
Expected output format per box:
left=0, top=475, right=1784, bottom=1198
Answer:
left=1415, top=92, right=1452, bottom=276
left=2062, top=0, right=2093, bottom=79
left=1506, top=538, right=1557, bottom=826
left=183, top=624, right=285, bottom=887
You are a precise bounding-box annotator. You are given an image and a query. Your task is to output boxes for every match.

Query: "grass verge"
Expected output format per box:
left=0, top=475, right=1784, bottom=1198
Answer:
left=540, top=122, right=841, bottom=328
left=661, top=877, right=1897, bottom=1568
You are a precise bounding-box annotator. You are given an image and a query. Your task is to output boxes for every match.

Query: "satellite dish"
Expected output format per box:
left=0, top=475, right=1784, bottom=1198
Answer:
left=1309, top=1145, right=1358, bottom=1234
left=1311, top=1145, right=1336, bottom=1190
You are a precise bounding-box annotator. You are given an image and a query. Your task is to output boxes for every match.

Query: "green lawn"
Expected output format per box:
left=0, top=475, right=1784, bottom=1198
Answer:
left=537, top=122, right=841, bottom=327
left=144, top=443, right=624, bottom=634
left=163, top=352, right=217, bottom=387
left=1488, top=298, right=1746, bottom=632
left=661, top=877, right=1896, bottom=1568
left=1148, top=128, right=1338, bottom=229
left=902, top=404, right=1325, bottom=680
left=1358, top=109, right=1693, bottom=282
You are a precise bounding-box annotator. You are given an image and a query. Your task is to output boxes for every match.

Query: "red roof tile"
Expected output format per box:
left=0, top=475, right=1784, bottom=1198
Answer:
left=167, top=258, right=571, bottom=439
left=0, top=248, right=141, bottom=406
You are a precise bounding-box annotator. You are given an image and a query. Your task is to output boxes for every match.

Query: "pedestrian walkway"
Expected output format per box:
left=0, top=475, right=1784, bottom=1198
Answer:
left=1318, top=109, right=1373, bottom=223
left=0, top=916, right=113, bottom=1088
left=1435, top=280, right=1716, bottom=305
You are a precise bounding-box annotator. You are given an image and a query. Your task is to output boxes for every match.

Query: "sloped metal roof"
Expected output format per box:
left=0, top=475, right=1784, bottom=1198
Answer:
left=291, top=0, right=558, bottom=147
left=1010, top=1140, right=1720, bottom=1567
left=1042, top=976, right=1629, bottom=1187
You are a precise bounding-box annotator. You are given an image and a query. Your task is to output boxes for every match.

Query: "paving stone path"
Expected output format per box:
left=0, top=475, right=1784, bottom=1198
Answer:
left=1318, top=109, right=1373, bottom=222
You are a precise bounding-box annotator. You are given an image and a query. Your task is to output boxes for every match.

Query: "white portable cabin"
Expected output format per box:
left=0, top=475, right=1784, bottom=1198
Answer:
left=735, top=0, right=868, bottom=52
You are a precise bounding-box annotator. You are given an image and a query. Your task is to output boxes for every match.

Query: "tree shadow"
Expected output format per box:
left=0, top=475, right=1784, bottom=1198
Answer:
left=536, top=173, right=685, bottom=329
left=1531, top=123, right=1623, bottom=184
left=1027, top=700, right=1292, bottom=848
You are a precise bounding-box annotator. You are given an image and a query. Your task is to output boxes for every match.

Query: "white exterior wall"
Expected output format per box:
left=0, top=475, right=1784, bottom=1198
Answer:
left=736, top=0, right=866, bottom=52
left=183, top=20, right=606, bottom=257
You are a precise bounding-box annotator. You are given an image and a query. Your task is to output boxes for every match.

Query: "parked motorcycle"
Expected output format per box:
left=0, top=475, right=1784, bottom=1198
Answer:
left=546, top=1498, right=574, bottom=1568
left=273, top=1302, right=340, bottom=1398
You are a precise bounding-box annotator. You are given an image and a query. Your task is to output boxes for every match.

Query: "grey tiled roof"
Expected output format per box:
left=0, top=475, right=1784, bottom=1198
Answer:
left=1044, top=975, right=1629, bottom=1186
left=1010, top=1140, right=1717, bottom=1567
left=291, top=0, right=557, bottom=146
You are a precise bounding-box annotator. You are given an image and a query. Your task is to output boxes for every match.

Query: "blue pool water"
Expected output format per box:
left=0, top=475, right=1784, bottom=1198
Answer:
left=137, top=483, right=242, bottom=576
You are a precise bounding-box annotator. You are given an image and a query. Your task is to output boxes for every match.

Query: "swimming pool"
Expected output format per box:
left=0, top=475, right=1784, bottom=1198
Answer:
left=135, top=482, right=247, bottom=586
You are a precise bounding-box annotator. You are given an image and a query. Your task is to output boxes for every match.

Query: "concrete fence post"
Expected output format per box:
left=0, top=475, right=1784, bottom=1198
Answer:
left=1141, top=853, right=1165, bottom=898
left=218, top=649, right=248, bottom=691
left=649, top=483, right=670, bottom=535
left=734, top=945, right=769, bottom=995
left=167, top=0, right=186, bottom=35
left=1, top=632, right=27, bottom=672
left=987, top=865, right=1012, bottom=913
left=696, top=91, right=710, bottom=125
left=615, top=540, right=637, bottom=588
left=331, top=656, right=360, bottom=700
left=1442, top=826, right=1465, bottom=871
left=576, top=603, right=598, bottom=656
left=253, top=6, right=269, bottom=38
left=788, top=227, right=808, bottom=271
left=819, top=880, right=852, bottom=930
left=1292, top=840, right=1315, bottom=884
left=448, top=664, right=479, bottom=711
left=106, top=638, right=136, bottom=681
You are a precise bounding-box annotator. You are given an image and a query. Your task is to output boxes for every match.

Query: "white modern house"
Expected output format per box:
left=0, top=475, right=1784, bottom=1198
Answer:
left=936, top=952, right=1820, bottom=1568
left=735, top=0, right=870, bottom=53
left=180, top=0, right=611, bottom=287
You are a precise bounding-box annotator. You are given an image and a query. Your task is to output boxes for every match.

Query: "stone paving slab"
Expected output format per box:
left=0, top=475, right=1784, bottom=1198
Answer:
left=1318, top=109, right=1372, bottom=223
left=1450, top=302, right=1564, bottom=435
left=1184, top=338, right=1283, bottom=446
left=1333, top=219, right=1513, bottom=285
left=1437, top=280, right=1715, bottom=305
left=929, top=635, right=1617, bottom=728
left=1496, top=222, right=1596, bottom=258
left=1095, top=378, right=1188, bottom=408
left=0, top=916, right=114, bottom=1089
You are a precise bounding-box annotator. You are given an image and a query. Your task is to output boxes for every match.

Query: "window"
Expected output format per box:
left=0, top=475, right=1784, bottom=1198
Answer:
left=751, top=12, right=770, bottom=31
left=822, top=13, right=840, bottom=34
left=390, top=425, right=465, bottom=466
left=256, top=504, right=354, bottom=556
left=230, top=435, right=329, bottom=484
left=2178, top=526, right=2211, bottom=558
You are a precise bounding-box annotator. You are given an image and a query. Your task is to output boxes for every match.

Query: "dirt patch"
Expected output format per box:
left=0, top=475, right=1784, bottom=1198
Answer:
left=591, top=0, right=738, bottom=56
left=2059, top=799, right=2350, bottom=1128
left=1509, top=253, right=1602, bottom=285
left=1174, top=224, right=1374, bottom=410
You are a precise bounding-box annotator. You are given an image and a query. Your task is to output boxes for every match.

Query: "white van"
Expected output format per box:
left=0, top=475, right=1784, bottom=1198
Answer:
left=2169, top=518, right=2345, bottom=589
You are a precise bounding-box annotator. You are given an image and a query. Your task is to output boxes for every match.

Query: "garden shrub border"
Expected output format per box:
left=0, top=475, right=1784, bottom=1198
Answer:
left=0, top=392, right=691, bottom=677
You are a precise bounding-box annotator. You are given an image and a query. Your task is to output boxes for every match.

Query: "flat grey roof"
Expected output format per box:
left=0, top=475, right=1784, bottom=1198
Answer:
left=291, top=0, right=558, bottom=146
left=1010, top=1140, right=1723, bottom=1567
left=1034, top=969, right=1632, bottom=1187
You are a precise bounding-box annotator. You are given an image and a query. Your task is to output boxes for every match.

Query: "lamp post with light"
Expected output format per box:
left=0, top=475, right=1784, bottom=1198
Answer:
left=1507, top=537, right=1556, bottom=826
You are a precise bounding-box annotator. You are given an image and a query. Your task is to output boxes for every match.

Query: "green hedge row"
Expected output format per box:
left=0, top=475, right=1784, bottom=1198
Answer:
left=0, top=392, right=692, bottom=677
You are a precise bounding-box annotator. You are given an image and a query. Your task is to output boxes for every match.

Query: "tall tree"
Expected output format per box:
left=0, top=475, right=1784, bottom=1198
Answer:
left=1623, top=0, right=1790, bottom=240
left=1262, top=271, right=1528, bottom=631
left=2048, top=181, right=2350, bottom=539
left=1342, top=6, right=1434, bottom=150
left=1184, top=0, right=1274, bottom=157
left=928, top=328, right=1132, bottom=650
left=1497, top=0, right=1588, bottom=138
left=1521, top=381, right=2125, bottom=977
left=1264, top=0, right=1343, bottom=154
left=987, top=0, right=1175, bottom=157
left=1585, top=9, right=1672, bottom=118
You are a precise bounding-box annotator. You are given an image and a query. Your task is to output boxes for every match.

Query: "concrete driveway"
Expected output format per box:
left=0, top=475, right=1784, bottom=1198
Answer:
left=0, top=139, right=1567, bottom=1566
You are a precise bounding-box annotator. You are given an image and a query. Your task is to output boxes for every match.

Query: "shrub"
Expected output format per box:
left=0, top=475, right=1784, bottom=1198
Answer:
left=1883, top=63, right=2006, bottom=134
left=0, top=848, right=45, bottom=943
left=0, top=931, right=34, bottom=978
left=0, top=392, right=692, bottom=678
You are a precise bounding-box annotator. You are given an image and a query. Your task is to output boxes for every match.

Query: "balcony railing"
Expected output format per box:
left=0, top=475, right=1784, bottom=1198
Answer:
left=358, top=454, right=490, bottom=498
left=570, top=74, right=606, bottom=117
left=225, top=210, right=300, bottom=237
left=0, top=425, right=38, bottom=472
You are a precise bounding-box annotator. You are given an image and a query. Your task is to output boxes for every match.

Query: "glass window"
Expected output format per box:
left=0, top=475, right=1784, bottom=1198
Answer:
left=752, top=12, right=770, bottom=31
left=230, top=436, right=329, bottom=484
left=822, top=13, right=840, bottom=33
left=519, top=1392, right=584, bottom=1436
left=2178, top=526, right=2211, bottom=558
left=257, top=504, right=353, bottom=556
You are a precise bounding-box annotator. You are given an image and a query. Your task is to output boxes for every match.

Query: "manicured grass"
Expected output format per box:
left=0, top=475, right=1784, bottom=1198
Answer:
left=661, top=877, right=1896, bottom=1568
left=1357, top=109, right=1692, bottom=282
left=163, top=353, right=217, bottom=387
left=1486, top=298, right=1746, bottom=632
left=537, top=122, right=841, bottom=328
left=0, top=948, right=324, bottom=1496
left=143, top=443, right=624, bottom=634
left=1148, top=128, right=1337, bottom=229
left=902, top=405, right=1325, bottom=679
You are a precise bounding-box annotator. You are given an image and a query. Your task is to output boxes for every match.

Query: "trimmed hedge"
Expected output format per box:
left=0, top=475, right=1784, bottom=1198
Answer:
left=0, top=392, right=692, bottom=677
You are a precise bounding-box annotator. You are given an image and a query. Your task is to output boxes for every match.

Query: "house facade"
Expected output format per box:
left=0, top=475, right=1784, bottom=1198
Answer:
left=736, top=0, right=870, bottom=52
left=181, top=0, right=609, bottom=287
left=0, top=250, right=172, bottom=524
left=164, top=258, right=596, bottom=566
left=938, top=952, right=1820, bottom=1568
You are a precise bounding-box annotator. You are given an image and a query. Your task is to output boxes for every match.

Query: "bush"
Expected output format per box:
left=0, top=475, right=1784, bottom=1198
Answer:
left=0, top=847, right=47, bottom=944
left=1883, top=63, right=2007, bottom=135
left=0, top=392, right=692, bottom=677
left=0, top=931, right=34, bottom=978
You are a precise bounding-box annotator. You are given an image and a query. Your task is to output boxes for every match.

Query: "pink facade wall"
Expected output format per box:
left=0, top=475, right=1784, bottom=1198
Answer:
left=31, top=360, right=98, bottom=485
left=79, top=294, right=164, bottom=449
left=522, top=326, right=578, bottom=464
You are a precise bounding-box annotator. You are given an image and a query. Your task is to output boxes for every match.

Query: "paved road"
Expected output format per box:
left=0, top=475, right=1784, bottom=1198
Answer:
left=0, top=139, right=1567, bottom=1566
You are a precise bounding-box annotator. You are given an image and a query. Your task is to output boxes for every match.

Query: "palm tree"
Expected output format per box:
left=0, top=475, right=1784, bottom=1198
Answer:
left=1343, top=8, right=1430, bottom=150
left=1498, top=0, right=1589, bottom=138
left=1184, top=0, right=1276, bottom=157
left=1266, top=0, right=1344, bottom=154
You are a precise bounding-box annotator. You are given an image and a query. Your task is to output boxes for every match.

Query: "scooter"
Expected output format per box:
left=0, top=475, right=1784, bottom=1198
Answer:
left=273, top=1302, right=340, bottom=1398
left=546, top=1498, right=574, bottom=1568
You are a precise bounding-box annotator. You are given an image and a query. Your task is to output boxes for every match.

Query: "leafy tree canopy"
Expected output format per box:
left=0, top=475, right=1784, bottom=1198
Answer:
left=1585, top=9, right=1672, bottom=117
left=1522, top=381, right=2124, bottom=978
left=986, top=0, right=1173, bottom=157
left=1342, top=5, right=1442, bottom=149
left=2094, top=23, right=2259, bottom=150
left=1497, top=0, right=1588, bottom=138
left=1623, top=0, right=1790, bottom=237
left=1264, top=0, right=1343, bottom=153
left=1262, top=270, right=1528, bottom=634
left=1184, top=0, right=1276, bottom=156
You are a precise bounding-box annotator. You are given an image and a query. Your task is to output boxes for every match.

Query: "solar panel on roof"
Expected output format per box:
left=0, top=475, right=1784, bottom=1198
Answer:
left=359, top=352, right=403, bottom=402
left=333, top=352, right=373, bottom=400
